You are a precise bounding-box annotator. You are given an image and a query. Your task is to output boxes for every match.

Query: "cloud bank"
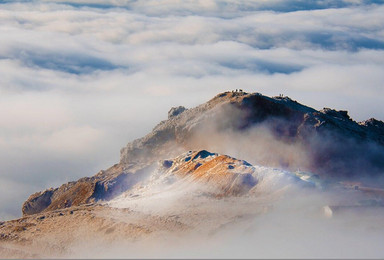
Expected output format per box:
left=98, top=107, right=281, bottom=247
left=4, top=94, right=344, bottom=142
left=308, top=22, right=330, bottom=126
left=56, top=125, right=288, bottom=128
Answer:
left=0, top=0, right=383, bottom=219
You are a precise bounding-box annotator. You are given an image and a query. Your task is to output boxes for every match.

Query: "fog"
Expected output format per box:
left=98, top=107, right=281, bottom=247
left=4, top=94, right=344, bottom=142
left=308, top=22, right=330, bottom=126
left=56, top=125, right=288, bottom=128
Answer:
left=0, top=0, right=383, bottom=221
left=64, top=168, right=384, bottom=259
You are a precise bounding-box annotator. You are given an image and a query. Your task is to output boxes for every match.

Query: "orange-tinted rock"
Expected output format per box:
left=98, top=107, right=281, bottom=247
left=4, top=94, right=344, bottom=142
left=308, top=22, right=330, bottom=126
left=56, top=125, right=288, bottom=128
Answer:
left=161, top=150, right=257, bottom=196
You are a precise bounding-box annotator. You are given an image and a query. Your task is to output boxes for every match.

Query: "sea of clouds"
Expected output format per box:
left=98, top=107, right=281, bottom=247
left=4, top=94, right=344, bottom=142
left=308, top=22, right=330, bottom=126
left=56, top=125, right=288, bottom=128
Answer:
left=0, top=0, right=383, bottom=219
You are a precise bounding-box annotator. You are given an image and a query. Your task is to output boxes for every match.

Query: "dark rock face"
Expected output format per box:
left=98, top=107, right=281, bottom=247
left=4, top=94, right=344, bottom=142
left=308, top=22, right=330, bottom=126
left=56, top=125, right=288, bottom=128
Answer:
left=168, top=106, right=187, bottom=118
left=359, top=118, right=384, bottom=143
left=321, top=108, right=351, bottom=120
left=192, top=150, right=215, bottom=160
left=22, top=189, right=54, bottom=216
left=120, top=92, right=316, bottom=165
left=22, top=91, right=384, bottom=216
left=120, top=91, right=384, bottom=180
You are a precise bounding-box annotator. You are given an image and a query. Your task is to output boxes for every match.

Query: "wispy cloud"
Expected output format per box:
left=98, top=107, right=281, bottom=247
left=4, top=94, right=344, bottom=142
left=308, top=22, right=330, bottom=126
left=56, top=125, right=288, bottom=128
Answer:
left=0, top=0, right=383, bottom=219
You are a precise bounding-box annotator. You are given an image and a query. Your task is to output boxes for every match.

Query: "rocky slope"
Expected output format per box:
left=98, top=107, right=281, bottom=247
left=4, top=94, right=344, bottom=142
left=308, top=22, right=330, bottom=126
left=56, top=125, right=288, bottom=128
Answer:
left=120, top=91, right=384, bottom=177
left=0, top=151, right=305, bottom=258
left=1, top=90, right=383, bottom=258
left=2, top=149, right=384, bottom=258
left=20, top=91, right=384, bottom=218
left=109, top=149, right=310, bottom=210
left=21, top=163, right=154, bottom=216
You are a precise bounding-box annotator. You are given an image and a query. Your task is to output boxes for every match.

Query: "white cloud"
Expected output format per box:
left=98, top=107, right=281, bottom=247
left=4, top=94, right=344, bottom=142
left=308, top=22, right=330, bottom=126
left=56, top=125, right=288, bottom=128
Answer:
left=0, top=0, right=383, bottom=219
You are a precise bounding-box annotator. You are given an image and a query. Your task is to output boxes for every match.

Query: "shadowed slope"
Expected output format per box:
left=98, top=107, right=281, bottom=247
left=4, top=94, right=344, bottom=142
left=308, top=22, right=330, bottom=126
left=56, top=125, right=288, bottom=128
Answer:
left=21, top=91, right=384, bottom=216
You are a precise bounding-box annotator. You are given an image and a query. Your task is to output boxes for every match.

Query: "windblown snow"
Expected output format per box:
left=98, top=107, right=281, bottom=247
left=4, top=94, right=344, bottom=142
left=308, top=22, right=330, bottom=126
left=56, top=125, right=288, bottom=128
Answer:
left=108, top=150, right=312, bottom=215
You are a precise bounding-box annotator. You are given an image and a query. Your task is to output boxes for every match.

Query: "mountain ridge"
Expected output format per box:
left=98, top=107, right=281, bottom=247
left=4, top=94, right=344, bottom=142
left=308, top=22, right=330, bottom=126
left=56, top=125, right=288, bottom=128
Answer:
left=21, top=91, right=384, bottom=217
left=2, top=91, right=384, bottom=258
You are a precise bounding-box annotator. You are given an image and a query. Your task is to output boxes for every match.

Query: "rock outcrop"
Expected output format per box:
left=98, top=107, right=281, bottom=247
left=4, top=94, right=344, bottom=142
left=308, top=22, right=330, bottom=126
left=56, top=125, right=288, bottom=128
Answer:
left=159, top=150, right=258, bottom=196
left=22, top=163, right=154, bottom=216
left=120, top=91, right=384, bottom=178
left=168, top=106, right=187, bottom=118
left=154, top=150, right=311, bottom=196
left=21, top=91, right=384, bottom=216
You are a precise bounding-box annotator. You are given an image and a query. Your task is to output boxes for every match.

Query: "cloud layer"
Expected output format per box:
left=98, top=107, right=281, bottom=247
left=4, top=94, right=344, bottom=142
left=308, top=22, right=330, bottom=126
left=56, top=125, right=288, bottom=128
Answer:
left=0, top=0, right=384, bottom=219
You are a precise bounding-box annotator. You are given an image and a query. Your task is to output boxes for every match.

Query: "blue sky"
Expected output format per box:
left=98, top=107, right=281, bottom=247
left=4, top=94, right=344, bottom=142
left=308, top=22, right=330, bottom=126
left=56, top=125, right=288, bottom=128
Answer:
left=0, top=0, right=383, bottom=219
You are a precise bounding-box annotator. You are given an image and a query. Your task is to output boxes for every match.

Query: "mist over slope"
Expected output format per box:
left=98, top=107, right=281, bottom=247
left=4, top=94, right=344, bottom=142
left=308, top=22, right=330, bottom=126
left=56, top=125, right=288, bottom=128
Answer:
left=1, top=0, right=384, bottom=221
left=0, top=91, right=383, bottom=258
left=0, top=0, right=383, bottom=257
left=1, top=149, right=384, bottom=258
left=120, top=91, right=384, bottom=182
left=19, top=91, right=384, bottom=218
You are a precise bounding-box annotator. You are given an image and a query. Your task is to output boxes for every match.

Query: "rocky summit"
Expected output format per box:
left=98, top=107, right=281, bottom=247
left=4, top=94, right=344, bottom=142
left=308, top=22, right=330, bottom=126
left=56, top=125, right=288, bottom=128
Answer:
left=120, top=91, right=384, bottom=179
left=22, top=91, right=384, bottom=217
left=2, top=91, right=384, bottom=258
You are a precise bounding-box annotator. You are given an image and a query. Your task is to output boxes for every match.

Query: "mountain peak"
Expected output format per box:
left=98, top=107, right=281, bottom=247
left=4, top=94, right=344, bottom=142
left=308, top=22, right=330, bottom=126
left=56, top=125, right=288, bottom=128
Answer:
left=21, top=91, right=384, bottom=217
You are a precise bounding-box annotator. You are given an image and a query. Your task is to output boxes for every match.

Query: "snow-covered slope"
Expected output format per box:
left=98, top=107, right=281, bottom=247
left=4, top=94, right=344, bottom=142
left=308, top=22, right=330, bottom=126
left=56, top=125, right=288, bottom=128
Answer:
left=108, top=150, right=311, bottom=213
left=22, top=91, right=384, bottom=217
left=2, top=150, right=384, bottom=258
